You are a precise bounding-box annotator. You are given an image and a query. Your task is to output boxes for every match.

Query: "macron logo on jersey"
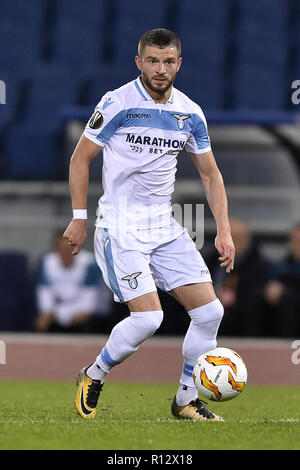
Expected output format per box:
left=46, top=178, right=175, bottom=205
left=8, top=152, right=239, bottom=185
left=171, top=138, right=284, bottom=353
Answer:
left=126, top=112, right=151, bottom=119
left=102, top=96, right=114, bottom=110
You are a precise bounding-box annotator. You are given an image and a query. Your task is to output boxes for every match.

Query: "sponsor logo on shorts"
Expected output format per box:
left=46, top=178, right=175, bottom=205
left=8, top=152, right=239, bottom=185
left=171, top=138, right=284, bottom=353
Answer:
left=200, top=269, right=209, bottom=275
left=121, top=272, right=142, bottom=289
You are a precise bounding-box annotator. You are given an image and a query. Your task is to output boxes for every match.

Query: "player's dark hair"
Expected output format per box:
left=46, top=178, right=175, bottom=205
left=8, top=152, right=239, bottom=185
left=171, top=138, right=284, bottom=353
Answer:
left=138, top=29, right=181, bottom=58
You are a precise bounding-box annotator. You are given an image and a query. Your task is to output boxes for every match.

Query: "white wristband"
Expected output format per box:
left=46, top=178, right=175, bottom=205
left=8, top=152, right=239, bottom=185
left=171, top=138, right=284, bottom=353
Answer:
left=73, top=209, right=87, bottom=220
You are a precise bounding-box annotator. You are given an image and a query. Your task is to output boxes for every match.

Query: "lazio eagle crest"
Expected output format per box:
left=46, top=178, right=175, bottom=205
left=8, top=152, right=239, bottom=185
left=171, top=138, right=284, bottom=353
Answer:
left=121, top=272, right=142, bottom=289
left=172, top=113, right=190, bottom=130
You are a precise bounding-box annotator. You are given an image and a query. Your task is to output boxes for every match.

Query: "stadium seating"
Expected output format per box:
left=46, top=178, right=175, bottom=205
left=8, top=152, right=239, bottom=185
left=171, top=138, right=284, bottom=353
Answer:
left=2, top=63, right=82, bottom=179
left=174, top=64, right=224, bottom=111
left=84, top=64, right=139, bottom=105
left=0, top=71, right=20, bottom=132
left=176, top=0, right=230, bottom=33
left=233, top=63, right=287, bottom=110
left=51, top=18, right=103, bottom=68
left=0, top=0, right=298, bottom=180
left=54, top=0, right=104, bottom=26
left=237, top=0, right=289, bottom=26
left=175, top=0, right=230, bottom=109
left=0, top=19, right=43, bottom=77
left=0, top=0, right=48, bottom=24
left=5, top=126, right=61, bottom=180
left=0, top=66, right=27, bottom=176
left=111, top=0, right=168, bottom=64
left=22, top=64, right=81, bottom=130
left=291, top=0, right=300, bottom=54
left=235, top=26, right=287, bottom=69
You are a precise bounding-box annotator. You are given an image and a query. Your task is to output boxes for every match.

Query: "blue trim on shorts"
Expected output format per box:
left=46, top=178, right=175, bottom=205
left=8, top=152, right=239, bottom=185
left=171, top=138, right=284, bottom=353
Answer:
left=100, top=346, right=119, bottom=368
left=101, top=228, right=124, bottom=302
left=183, top=363, right=194, bottom=378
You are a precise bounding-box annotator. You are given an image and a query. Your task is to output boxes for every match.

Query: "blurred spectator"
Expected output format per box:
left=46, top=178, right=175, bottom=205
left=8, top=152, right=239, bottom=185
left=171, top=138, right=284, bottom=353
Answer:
left=207, top=218, right=270, bottom=336
left=34, top=232, right=113, bottom=333
left=262, top=223, right=300, bottom=337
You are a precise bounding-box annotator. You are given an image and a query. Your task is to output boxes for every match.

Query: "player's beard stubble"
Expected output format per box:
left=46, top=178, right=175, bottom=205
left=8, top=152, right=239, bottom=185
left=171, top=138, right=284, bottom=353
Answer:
left=141, top=71, right=176, bottom=98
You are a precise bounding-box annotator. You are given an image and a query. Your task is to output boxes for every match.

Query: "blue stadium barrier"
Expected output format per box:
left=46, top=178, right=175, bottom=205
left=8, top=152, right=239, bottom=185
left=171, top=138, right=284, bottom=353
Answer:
left=0, top=252, right=36, bottom=331
left=291, top=52, right=300, bottom=78
left=61, top=107, right=300, bottom=127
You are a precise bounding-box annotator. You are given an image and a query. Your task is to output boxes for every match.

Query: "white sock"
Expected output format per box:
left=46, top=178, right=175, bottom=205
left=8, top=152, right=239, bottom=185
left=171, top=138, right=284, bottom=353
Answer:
left=86, top=362, right=108, bottom=382
left=180, top=299, right=224, bottom=390
left=175, top=384, right=198, bottom=406
left=92, top=310, right=164, bottom=381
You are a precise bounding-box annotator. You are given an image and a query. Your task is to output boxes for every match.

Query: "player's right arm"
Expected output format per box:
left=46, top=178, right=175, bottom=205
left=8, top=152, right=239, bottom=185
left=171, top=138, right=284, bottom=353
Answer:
left=63, top=135, right=102, bottom=255
left=64, top=91, right=122, bottom=254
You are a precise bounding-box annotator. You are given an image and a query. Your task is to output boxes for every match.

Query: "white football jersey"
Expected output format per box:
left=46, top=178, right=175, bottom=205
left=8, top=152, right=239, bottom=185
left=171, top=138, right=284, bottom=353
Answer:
left=84, top=76, right=211, bottom=229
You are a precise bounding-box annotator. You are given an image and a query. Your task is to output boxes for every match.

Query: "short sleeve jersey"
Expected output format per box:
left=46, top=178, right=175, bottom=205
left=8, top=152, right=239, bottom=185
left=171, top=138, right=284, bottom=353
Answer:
left=84, top=76, right=211, bottom=229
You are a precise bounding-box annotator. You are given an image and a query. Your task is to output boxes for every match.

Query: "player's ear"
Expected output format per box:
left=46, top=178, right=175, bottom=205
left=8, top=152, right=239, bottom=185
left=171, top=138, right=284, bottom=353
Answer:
left=135, top=55, right=142, bottom=71
left=177, top=57, right=182, bottom=72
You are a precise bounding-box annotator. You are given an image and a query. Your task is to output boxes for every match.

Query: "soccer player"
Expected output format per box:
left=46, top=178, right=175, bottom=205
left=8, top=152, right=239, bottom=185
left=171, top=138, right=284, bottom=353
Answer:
left=63, top=29, right=235, bottom=421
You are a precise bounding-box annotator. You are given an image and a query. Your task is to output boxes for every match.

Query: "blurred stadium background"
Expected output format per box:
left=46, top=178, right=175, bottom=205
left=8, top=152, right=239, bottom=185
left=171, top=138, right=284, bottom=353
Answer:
left=0, top=0, right=300, bottom=337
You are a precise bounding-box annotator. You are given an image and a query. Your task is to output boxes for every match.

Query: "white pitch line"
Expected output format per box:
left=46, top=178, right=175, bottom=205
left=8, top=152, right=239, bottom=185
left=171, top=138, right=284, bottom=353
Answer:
left=0, top=417, right=298, bottom=425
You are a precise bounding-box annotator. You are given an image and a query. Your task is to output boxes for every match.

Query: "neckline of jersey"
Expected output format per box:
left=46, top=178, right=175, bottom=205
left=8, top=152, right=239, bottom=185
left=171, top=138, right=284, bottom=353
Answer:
left=134, top=76, right=175, bottom=105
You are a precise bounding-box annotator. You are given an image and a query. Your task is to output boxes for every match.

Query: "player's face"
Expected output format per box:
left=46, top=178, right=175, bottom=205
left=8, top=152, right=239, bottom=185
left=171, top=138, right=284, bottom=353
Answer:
left=136, top=45, right=182, bottom=96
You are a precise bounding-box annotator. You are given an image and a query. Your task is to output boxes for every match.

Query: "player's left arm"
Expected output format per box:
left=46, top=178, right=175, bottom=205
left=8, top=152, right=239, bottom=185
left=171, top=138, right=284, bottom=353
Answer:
left=189, top=150, right=235, bottom=273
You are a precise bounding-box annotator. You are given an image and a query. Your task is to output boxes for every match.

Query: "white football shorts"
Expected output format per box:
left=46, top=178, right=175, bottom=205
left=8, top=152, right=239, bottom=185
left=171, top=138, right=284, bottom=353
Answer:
left=94, top=219, right=212, bottom=303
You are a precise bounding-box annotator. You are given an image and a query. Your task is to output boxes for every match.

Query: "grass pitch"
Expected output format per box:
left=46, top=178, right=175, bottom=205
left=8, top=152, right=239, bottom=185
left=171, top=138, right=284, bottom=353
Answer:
left=0, top=381, right=299, bottom=450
